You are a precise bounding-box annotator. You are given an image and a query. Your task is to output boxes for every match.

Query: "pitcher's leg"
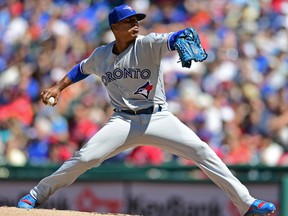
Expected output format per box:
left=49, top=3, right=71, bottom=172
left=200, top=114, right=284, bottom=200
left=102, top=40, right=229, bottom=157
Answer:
left=30, top=115, right=133, bottom=204
left=193, top=146, right=254, bottom=215
left=145, top=112, right=254, bottom=215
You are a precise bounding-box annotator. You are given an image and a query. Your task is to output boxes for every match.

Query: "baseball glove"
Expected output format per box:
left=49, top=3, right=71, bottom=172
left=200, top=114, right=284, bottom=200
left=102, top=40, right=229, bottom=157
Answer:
left=174, top=28, right=208, bottom=68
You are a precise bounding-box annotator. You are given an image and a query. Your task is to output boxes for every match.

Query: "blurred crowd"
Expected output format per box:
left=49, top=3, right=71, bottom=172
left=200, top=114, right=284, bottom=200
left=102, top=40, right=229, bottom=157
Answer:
left=0, top=0, right=288, bottom=167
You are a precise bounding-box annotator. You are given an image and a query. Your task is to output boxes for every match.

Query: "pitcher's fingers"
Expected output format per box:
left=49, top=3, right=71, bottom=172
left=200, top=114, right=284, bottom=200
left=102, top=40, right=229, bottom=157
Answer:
left=41, top=90, right=50, bottom=104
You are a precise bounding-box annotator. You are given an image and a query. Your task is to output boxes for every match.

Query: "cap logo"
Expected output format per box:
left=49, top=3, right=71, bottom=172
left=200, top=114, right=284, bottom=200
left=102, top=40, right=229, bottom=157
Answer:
left=123, top=5, right=134, bottom=11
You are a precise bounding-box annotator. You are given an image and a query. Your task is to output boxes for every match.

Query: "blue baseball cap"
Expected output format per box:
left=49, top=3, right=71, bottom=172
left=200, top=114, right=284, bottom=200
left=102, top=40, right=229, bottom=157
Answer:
left=108, top=4, right=146, bottom=27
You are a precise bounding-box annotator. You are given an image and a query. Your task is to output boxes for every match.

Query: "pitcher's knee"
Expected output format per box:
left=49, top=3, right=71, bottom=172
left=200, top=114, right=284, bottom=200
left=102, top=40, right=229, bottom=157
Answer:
left=194, top=141, right=215, bottom=158
left=74, top=151, right=102, bottom=164
left=80, top=154, right=103, bottom=164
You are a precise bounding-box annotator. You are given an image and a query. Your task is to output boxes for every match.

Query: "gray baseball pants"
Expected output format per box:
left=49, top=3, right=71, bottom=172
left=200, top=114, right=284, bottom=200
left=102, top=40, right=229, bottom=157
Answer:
left=30, top=111, right=254, bottom=216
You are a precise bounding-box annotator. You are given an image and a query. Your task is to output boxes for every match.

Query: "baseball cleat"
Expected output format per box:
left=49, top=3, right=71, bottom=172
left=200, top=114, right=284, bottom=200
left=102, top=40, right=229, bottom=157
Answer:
left=244, top=200, right=276, bottom=216
left=18, top=194, right=39, bottom=209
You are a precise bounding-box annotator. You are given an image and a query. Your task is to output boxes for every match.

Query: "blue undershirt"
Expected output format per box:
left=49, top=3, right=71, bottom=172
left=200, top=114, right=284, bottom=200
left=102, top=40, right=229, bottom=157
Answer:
left=168, top=29, right=184, bottom=51
left=67, top=63, right=90, bottom=83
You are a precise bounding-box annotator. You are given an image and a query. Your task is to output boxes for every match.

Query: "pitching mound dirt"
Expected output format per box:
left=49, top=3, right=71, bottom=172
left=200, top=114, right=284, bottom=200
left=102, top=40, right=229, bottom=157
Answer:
left=0, top=207, right=136, bottom=216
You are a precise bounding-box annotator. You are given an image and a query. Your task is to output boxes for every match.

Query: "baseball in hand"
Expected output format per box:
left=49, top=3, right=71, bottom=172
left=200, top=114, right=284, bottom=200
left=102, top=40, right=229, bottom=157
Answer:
left=47, top=97, right=55, bottom=106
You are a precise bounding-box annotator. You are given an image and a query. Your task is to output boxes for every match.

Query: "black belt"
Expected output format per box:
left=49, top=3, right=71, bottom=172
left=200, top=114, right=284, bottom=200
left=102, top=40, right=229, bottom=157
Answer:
left=114, top=105, right=162, bottom=115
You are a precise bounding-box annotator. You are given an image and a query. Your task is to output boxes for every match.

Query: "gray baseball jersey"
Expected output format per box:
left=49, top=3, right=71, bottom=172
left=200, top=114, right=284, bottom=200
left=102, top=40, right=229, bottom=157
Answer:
left=81, top=33, right=169, bottom=111
left=30, top=32, right=256, bottom=216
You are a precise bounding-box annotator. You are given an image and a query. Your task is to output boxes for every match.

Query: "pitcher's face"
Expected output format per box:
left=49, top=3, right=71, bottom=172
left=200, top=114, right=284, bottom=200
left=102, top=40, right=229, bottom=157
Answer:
left=112, top=16, right=140, bottom=40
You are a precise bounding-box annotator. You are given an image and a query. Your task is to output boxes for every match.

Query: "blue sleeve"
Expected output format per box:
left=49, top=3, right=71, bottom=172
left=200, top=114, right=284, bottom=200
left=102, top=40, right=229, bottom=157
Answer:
left=168, top=29, right=184, bottom=51
left=67, top=63, right=90, bottom=83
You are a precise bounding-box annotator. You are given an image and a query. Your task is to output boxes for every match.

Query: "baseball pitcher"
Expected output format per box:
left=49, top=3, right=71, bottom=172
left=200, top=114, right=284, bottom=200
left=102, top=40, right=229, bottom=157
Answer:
left=18, top=4, right=275, bottom=216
